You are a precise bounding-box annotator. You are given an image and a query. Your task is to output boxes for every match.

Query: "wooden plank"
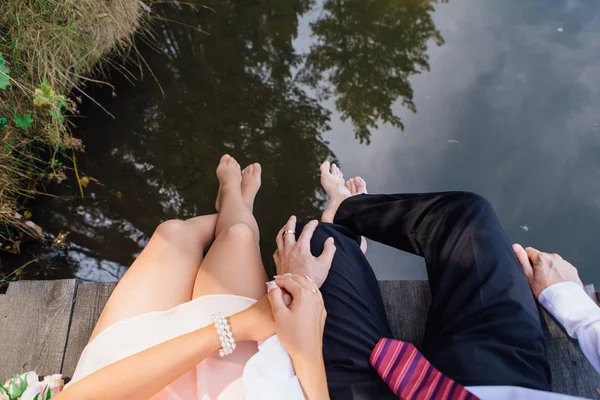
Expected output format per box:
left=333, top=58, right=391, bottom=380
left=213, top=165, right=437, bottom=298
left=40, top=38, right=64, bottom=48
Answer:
left=547, top=283, right=600, bottom=397
left=0, top=280, right=76, bottom=381
left=378, top=280, right=431, bottom=347
left=539, top=305, right=600, bottom=398
left=62, top=282, right=116, bottom=377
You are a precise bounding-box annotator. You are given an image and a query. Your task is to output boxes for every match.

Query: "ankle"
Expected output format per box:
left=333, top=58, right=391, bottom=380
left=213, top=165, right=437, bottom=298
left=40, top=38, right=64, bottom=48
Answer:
left=221, top=181, right=242, bottom=195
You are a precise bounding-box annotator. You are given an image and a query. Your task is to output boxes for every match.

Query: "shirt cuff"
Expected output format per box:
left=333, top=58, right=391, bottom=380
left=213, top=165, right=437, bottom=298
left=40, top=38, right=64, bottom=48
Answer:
left=538, top=281, right=599, bottom=338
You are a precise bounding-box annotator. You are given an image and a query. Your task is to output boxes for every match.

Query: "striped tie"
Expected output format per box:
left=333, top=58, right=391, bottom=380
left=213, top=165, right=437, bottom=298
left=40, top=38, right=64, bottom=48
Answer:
left=369, top=338, right=480, bottom=400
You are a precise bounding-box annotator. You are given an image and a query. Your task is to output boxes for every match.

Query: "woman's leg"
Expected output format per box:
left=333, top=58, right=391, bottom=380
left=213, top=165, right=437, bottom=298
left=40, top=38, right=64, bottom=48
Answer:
left=192, top=156, right=267, bottom=300
left=213, top=155, right=261, bottom=243
left=90, top=213, right=218, bottom=342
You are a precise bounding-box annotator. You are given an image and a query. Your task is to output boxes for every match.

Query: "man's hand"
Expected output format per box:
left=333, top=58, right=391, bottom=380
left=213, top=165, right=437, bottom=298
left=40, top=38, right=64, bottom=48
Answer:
left=512, top=244, right=584, bottom=298
left=274, top=216, right=336, bottom=288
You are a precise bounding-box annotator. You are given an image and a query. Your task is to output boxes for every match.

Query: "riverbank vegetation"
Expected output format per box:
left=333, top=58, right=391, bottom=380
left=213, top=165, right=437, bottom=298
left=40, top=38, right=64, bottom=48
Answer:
left=0, top=0, right=147, bottom=252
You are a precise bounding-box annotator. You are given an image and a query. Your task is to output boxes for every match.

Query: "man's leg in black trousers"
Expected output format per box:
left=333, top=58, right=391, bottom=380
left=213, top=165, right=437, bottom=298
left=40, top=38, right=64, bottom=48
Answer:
left=294, top=222, right=396, bottom=399
left=333, top=191, right=552, bottom=390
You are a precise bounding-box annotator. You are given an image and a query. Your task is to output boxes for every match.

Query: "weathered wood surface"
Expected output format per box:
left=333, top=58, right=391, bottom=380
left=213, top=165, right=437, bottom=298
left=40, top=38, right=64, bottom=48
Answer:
left=0, top=280, right=598, bottom=399
left=379, top=280, right=431, bottom=347
left=540, top=307, right=599, bottom=398
left=61, top=282, right=116, bottom=378
left=0, top=280, right=76, bottom=378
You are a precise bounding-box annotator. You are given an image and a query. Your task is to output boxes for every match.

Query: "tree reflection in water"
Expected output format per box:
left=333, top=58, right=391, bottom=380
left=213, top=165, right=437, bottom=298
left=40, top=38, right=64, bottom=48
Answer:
left=303, top=0, right=446, bottom=143
left=3, top=0, right=446, bottom=279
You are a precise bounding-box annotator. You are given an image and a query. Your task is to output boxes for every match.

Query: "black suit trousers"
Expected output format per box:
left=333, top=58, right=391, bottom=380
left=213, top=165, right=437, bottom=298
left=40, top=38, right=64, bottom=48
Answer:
left=296, top=192, right=551, bottom=399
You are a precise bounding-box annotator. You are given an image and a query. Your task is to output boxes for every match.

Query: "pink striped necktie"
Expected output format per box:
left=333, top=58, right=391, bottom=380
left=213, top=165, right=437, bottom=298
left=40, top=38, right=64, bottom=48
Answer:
left=370, top=338, right=480, bottom=400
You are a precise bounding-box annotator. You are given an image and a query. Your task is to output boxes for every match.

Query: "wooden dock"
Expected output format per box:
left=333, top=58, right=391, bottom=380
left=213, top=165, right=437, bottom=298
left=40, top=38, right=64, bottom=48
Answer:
left=0, top=280, right=598, bottom=398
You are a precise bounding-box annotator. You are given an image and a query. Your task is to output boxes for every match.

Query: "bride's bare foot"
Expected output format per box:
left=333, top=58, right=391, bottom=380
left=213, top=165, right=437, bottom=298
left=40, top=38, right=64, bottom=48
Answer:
left=215, top=155, right=242, bottom=212
left=241, top=163, right=262, bottom=211
left=320, top=161, right=351, bottom=224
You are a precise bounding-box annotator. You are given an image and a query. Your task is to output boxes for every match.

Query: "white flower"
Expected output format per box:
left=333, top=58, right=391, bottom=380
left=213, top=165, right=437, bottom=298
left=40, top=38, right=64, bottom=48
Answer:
left=0, top=385, right=9, bottom=400
left=19, top=382, right=45, bottom=400
left=42, top=375, right=63, bottom=396
left=21, top=372, right=38, bottom=387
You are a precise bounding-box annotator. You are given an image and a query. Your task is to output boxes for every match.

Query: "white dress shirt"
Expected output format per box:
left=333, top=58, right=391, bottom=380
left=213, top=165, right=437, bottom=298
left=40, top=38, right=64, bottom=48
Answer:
left=242, top=282, right=600, bottom=399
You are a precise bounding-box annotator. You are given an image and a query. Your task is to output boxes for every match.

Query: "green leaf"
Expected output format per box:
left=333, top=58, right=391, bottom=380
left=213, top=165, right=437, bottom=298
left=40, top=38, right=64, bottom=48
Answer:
left=0, top=117, right=7, bottom=128
left=34, top=81, right=54, bottom=107
left=0, top=53, right=10, bottom=90
left=14, top=114, right=33, bottom=130
left=34, top=81, right=67, bottom=125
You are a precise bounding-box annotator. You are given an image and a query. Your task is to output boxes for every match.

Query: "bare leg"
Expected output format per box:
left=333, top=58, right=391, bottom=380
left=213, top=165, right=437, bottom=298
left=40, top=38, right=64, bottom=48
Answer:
left=213, top=155, right=261, bottom=243
left=90, top=213, right=218, bottom=342
left=193, top=156, right=267, bottom=300
left=320, top=161, right=368, bottom=253
left=215, top=161, right=261, bottom=213
left=345, top=177, right=368, bottom=254
left=320, top=161, right=351, bottom=224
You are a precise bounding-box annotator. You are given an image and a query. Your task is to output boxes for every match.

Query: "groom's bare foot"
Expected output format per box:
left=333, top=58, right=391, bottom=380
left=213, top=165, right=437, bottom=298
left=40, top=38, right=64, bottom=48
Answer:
left=215, top=154, right=242, bottom=212
left=241, top=163, right=262, bottom=211
left=320, top=161, right=352, bottom=224
left=320, top=161, right=368, bottom=254
left=346, top=177, right=368, bottom=196
left=346, top=177, right=368, bottom=254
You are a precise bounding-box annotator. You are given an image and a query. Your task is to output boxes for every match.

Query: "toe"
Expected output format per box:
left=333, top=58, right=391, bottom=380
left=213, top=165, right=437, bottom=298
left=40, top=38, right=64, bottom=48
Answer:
left=356, top=177, right=367, bottom=194
left=347, top=179, right=356, bottom=195
left=332, top=163, right=342, bottom=178
left=320, top=161, right=331, bottom=175
left=223, top=154, right=238, bottom=167
left=252, top=163, right=262, bottom=175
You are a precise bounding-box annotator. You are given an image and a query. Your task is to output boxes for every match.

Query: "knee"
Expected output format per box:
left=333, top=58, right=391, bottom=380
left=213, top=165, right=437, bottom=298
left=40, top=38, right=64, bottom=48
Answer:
left=221, top=223, right=255, bottom=243
left=448, top=192, right=495, bottom=220
left=154, top=219, right=187, bottom=243
left=458, top=192, right=490, bottom=207
left=457, top=192, right=493, bottom=211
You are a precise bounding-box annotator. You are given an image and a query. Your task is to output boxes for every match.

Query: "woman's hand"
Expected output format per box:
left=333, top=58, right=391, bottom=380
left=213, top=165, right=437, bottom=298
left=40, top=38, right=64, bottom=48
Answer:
left=267, top=274, right=327, bottom=360
left=274, top=216, right=336, bottom=288
left=267, top=274, right=329, bottom=400
left=513, top=244, right=584, bottom=298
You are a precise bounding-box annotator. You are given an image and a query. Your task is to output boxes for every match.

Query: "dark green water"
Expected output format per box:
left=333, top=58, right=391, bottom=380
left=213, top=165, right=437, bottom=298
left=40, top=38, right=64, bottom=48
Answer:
left=4, top=0, right=600, bottom=286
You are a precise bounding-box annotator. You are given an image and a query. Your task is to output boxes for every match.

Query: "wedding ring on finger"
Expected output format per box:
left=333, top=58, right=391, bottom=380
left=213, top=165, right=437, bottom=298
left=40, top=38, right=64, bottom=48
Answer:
left=282, top=229, right=295, bottom=237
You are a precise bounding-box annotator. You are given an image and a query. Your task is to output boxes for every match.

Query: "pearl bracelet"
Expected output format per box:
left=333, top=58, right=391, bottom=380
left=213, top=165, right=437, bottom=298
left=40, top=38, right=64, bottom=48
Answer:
left=211, top=311, right=236, bottom=357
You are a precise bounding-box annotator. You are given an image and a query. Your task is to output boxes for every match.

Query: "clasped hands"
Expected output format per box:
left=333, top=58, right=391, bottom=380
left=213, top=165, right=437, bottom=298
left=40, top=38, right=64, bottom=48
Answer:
left=237, top=216, right=336, bottom=362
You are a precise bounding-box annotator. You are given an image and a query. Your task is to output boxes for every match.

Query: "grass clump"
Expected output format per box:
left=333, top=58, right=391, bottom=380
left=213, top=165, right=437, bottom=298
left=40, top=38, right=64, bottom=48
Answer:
left=0, top=0, right=147, bottom=251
